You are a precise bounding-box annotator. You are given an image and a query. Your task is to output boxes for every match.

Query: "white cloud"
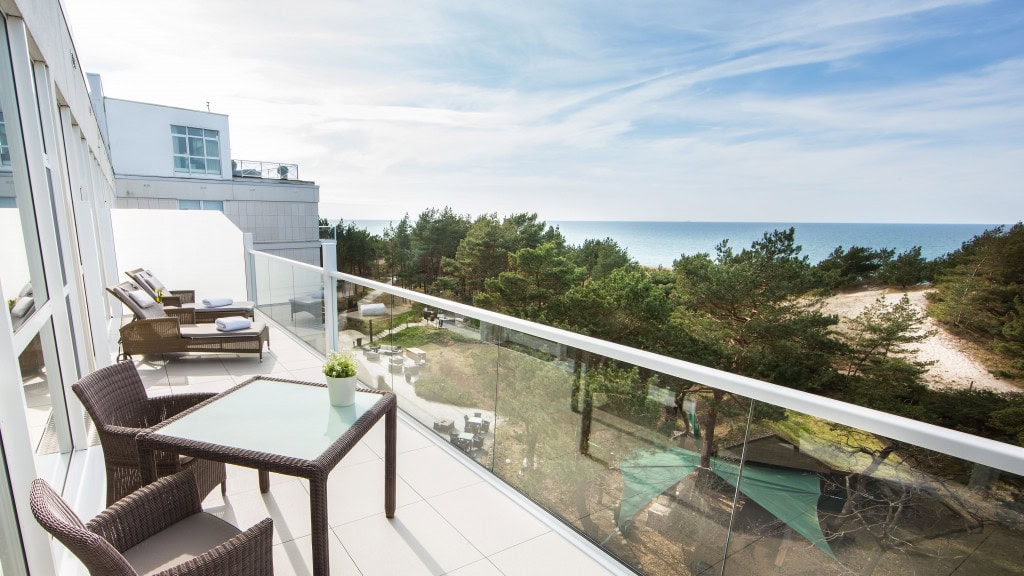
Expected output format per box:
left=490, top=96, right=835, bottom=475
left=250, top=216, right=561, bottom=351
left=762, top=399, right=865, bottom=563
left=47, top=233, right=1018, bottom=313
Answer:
left=65, top=0, right=1022, bottom=223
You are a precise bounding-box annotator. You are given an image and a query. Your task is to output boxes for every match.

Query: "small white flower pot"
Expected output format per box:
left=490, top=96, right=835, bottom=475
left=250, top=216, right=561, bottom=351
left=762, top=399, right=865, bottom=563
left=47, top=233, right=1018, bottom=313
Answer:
left=326, top=375, right=357, bottom=406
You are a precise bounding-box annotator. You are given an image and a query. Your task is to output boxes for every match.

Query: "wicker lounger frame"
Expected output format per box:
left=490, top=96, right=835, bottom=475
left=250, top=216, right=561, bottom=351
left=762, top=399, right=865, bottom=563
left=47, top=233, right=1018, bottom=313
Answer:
left=109, top=281, right=269, bottom=360
left=125, top=267, right=255, bottom=323
left=119, top=317, right=269, bottom=360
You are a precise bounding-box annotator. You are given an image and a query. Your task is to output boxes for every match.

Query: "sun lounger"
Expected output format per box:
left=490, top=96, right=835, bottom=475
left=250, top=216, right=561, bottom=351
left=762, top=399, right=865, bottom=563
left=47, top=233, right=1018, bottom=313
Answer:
left=125, top=268, right=255, bottom=323
left=109, top=280, right=269, bottom=360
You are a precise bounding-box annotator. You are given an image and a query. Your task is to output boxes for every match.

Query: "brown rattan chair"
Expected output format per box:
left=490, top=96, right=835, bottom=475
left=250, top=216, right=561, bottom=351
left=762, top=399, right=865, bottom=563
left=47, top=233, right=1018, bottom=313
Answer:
left=72, top=361, right=227, bottom=506
left=109, top=280, right=269, bottom=361
left=125, top=268, right=255, bottom=323
left=30, top=470, right=273, bottom=576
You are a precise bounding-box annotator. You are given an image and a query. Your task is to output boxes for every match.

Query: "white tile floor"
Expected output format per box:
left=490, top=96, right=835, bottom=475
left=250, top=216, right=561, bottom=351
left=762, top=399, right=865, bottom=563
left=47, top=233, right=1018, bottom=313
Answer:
left=78, top=323, right=624, bottom=576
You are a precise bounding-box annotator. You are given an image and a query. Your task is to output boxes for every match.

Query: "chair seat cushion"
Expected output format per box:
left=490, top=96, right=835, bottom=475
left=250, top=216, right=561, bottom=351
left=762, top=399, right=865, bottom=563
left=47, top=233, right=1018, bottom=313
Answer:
left=122, top=512, right=242, bottom=575
left=180, top=321, right=266, bottom=338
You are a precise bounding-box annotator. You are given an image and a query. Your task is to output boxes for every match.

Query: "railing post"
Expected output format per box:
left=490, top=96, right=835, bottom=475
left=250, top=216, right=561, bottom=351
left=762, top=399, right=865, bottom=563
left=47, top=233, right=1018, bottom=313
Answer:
left=243, top=233, right=255, bottom=302
left=322, top=240, right=339, bottom=353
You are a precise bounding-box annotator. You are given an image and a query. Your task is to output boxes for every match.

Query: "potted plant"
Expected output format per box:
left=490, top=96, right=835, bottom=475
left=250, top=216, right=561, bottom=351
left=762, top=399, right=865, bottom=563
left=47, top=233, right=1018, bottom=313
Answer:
left=323, top=352, right=358, bottom=406
left=277, top=164, right=289, bottom=180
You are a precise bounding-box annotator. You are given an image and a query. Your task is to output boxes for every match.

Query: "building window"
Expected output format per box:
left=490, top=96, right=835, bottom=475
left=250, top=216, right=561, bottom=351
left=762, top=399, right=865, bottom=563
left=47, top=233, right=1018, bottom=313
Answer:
left=178, top=199, right=223, bottom=211
left=171, top=125, right=221, bottom=175
left=0, top=109, right=10, bottom=167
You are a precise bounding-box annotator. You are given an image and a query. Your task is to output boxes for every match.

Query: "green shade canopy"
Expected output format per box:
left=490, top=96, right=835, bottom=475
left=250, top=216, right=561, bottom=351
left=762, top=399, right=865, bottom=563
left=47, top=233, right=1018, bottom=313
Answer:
left=618, top=447, right=835, bottom=559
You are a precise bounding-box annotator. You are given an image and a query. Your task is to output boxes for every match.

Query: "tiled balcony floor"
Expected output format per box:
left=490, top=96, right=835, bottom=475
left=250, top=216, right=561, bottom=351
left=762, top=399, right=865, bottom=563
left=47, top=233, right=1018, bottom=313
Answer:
left=73, top=322, right=622, bottom=576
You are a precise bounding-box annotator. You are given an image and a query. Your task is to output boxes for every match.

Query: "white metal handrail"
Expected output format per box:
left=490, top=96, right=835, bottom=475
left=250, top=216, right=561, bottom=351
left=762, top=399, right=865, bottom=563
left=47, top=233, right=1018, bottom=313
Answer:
left=250, top=249, right=1024, bottom=476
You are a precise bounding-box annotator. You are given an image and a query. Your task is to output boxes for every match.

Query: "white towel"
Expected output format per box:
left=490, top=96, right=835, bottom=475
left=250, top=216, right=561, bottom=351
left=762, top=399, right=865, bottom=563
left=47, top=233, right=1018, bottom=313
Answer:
left=128, top=289, right=157, bottom=309
left=202, top=297, right=234, bottom=308
left=215, top=316, right=251, bottom=332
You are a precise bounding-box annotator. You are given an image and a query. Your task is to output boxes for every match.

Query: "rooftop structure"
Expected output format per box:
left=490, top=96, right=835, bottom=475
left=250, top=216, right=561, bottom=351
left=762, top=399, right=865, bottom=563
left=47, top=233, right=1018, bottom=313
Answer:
left=88, top=76, right=321, bottom=266
left=1, top=3, right=1023, bottom=576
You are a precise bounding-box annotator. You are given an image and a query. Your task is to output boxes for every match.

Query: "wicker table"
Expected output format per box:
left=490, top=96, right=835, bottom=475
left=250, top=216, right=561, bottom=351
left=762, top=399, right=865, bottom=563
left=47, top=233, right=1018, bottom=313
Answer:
left=137, top=376, right=397, bottom=576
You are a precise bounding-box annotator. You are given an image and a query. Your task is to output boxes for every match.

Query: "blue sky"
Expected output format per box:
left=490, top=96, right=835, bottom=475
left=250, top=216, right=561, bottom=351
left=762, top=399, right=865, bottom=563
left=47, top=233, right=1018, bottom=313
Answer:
left=67, top=0, right=1023, bottom=223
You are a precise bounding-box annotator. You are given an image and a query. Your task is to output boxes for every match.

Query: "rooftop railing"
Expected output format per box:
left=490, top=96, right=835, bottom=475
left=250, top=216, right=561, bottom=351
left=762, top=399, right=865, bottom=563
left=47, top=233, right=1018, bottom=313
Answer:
left=231, top=159, right=300, bottom=181
left=249, top=246, right=1024, bottom=576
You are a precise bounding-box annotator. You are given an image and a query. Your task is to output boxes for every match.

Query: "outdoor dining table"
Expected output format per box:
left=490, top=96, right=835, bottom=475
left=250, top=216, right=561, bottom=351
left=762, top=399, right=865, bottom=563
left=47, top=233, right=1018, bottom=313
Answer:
left=136, top=376, right=397, bottom=576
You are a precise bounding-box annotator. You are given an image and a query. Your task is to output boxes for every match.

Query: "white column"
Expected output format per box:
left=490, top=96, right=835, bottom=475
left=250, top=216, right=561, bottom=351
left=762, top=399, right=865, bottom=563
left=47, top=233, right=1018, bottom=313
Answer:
left=65, top=117, right=112, bottom=369
left=243, top=233, right=255, bottom=302
left=322, top=240, right=339, bottom=353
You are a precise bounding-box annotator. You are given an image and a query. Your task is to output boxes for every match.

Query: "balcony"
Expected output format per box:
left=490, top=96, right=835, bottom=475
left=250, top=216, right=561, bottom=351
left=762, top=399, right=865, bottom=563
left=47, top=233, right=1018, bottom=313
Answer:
left=82, top=324, right=618, bottom=576
left=243, top=247, right=1024, bottom=576
left=55, top=215, right=1024, bottom=576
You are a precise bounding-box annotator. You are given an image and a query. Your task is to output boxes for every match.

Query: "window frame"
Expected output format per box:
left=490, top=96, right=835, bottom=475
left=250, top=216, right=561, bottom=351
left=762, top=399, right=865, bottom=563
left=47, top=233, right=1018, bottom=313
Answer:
left=171, top=124, right=221, bottom=175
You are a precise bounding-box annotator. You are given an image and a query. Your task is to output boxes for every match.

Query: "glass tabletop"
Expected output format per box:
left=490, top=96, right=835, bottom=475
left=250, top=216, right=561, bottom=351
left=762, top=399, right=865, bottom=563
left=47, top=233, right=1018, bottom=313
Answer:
left=155, top=378, right=385, bottom=461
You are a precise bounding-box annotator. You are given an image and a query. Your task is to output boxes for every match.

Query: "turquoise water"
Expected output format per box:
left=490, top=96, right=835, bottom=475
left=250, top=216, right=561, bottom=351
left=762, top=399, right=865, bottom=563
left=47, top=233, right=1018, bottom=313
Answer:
left=342, top=219, right=1004, bottom=267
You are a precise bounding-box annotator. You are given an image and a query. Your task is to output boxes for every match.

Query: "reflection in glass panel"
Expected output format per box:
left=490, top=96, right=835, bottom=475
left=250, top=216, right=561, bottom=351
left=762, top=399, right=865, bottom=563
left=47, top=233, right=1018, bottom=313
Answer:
left=0, top=109, right=10, bottom=165
left=19, top=330, right=53, bottom=456
left=0, top=69, right=40, bottom=333
left=0, top=433, right=29, bottom=575
left=252, top=256, right=324, bottom=354
left=490, top=342, right=756, bottom=576
left=722, top=403, right=1024, bottom=576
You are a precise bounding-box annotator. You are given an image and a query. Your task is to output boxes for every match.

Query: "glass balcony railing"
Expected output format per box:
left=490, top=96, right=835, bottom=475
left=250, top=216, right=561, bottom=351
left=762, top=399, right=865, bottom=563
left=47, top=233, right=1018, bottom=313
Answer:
left=250, top=249, right=1024, bottom=576
left=231, top=159, right=300, bottom=181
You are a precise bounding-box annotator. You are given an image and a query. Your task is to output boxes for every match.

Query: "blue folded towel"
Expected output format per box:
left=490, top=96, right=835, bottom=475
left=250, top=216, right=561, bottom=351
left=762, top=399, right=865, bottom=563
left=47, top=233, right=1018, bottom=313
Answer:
left=215, top=316, right=252, bottom=332
left=202, top=297, right=234, bottom=308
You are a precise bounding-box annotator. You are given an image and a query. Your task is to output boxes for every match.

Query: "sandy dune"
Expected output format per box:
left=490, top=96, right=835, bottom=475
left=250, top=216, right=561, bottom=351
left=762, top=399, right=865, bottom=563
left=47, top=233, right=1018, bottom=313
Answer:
left=821, top=287, right=1018, bottom=394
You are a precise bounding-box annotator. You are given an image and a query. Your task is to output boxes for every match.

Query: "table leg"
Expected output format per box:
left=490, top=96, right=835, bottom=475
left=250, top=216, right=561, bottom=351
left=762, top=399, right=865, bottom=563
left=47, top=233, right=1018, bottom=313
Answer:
left=259, top=469, right=270, bottom=493
left=309, top=477, right=330, bottom=576
left=138, top=446, right=158, bottom=485
left=385, top=402, right=397, bottom=518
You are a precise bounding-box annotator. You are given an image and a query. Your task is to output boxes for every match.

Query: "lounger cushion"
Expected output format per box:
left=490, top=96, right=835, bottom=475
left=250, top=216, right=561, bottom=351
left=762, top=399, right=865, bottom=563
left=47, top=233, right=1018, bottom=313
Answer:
left=138, top=271, right=166, bottom=293
left=18, top=283, right=33, bottom=298
left=129, top=290, right=157, bottom=309
left=180, top=321, right=266, bottom=339
left=121, top=512, right=242, bottom=575
left=11, top=296, right=34, bottom=318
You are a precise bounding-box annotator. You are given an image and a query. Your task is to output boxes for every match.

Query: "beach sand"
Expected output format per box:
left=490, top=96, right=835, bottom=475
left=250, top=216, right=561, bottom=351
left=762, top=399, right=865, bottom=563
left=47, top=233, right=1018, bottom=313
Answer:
left=822, top=286, right=1019, bottom=394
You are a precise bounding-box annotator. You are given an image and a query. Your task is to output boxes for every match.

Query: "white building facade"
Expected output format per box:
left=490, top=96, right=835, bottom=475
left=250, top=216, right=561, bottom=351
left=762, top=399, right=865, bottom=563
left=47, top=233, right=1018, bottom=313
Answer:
left=91, top=80, right=322, bottom=265
left=0, top=2, right=120, bottom=574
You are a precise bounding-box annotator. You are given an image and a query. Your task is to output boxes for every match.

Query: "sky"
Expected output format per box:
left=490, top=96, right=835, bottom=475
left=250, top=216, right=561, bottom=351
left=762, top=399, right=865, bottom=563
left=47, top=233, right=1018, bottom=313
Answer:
left=65, top=0, right=1024, bottom=224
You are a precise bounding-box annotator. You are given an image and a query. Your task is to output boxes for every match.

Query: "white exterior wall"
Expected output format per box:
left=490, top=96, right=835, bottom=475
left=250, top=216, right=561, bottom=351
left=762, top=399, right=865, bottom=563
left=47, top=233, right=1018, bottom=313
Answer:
left=111, top=210, right=248, bottom=301
left=103, top=98, right=231, bottom=179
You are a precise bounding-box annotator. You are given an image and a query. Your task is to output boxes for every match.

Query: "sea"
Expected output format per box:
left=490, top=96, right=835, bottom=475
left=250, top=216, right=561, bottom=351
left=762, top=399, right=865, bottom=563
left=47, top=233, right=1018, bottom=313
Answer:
left=339, top=220, right=1006, bottom=268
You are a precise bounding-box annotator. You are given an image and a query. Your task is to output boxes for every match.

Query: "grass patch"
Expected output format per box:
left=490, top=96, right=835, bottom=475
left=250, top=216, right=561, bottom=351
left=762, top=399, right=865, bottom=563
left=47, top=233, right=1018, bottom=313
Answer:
left=414, top=379, right=476, bottom=407
left=387, top=325, right=474, bottom=348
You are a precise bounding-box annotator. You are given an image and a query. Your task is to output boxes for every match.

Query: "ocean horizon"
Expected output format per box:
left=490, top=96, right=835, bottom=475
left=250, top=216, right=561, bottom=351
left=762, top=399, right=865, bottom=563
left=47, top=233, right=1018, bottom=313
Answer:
left=329, top=219, right=1007, bottom=268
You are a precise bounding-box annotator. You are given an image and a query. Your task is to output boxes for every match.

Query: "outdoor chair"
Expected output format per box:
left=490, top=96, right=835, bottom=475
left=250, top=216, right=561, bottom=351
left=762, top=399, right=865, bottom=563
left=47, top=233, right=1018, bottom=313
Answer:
left=109, top=280, right=269, bottom=361
left=72, top=361, right=227, bottom=506
left=30, top=470, right=273, bottom=576
left=125, top=268, right=255, bottom=323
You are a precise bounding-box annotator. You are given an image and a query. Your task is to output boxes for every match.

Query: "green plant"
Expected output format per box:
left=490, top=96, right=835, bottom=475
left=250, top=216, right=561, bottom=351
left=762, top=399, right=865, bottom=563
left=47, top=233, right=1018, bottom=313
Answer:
left=6, top=299, right=14, bottom=310
left=155, top=288, right=164, bottom=304
left=323, top=352, right=357, bottom=378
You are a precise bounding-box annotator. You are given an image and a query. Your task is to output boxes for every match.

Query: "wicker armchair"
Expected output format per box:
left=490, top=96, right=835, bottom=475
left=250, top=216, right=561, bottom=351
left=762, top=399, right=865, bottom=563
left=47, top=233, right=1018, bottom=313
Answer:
left=30, top=470, right=273, bottom=576
left=72, top=362, right=227, bottom=506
